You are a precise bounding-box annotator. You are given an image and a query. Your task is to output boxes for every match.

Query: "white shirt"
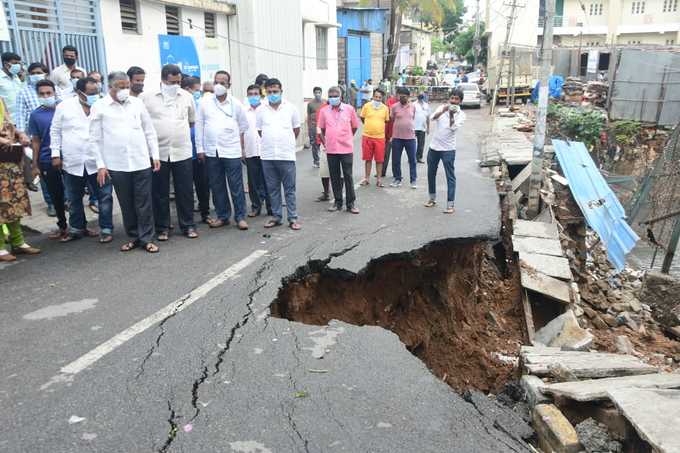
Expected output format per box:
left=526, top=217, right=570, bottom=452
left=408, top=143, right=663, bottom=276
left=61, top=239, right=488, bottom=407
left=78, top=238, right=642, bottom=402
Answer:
left=57, top=85, right=77, bottom=100
left=244, top=103, right=262, bottom=158
left=89, top=94, right=160, bottom=172
left=141, top=87, right=195, bottom=162
left=195, top=94, right=249, bottom=159
left=49, top=64, right=86, bottom=91
left=429, top=106, right=466, bottom=151
left=414, top=101, right=430, bottom=131
left=50, top=96, right=97, bottom=176
left=255, top=100, right=301, bottom=161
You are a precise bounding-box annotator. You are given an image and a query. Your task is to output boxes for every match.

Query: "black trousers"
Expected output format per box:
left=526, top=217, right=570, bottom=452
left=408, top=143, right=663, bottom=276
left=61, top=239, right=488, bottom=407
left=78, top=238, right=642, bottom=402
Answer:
left=192, top=158, right=210, bottom=219
left=381, top=139, right=392, bottom=177
left=416, top=130, right=426, bottom=161
left=327, top=153, right=356, bottom=209
left=152, top=158, right=195, bottom=233
left=39, top=162, right=66, bottom=230
left=110, top=168, right=155, bottom=245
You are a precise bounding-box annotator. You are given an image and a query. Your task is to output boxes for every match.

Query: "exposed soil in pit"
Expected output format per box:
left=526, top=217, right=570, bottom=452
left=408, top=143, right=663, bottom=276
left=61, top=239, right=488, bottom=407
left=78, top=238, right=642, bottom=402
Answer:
left=270, top=239, right=527, bottom=393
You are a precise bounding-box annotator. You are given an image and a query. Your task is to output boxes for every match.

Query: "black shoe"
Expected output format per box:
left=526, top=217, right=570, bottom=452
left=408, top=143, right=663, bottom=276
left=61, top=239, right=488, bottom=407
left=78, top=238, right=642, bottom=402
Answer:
left=316, top=193, right=330, bottom=202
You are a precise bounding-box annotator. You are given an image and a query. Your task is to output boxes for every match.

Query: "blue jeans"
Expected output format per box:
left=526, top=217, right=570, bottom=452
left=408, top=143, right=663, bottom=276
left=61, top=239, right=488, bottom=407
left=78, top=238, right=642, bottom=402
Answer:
left=391, top=138, right=417, bottom=183
left=427, top=148, right=456, bottom=208
left=261, top=160, right=297, bottom=223
left=64, top=171, right=113, bottom=235
left=207, top=156, right=246, bottom=222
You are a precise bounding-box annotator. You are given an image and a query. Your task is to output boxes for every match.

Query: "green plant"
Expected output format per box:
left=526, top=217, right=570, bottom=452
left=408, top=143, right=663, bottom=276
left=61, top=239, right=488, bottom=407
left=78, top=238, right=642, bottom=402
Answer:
left=412, top=66, right=425, bottom=76
left=548, top=104, right=606, bottom=148
left=611, top=120, right=641, bottom=146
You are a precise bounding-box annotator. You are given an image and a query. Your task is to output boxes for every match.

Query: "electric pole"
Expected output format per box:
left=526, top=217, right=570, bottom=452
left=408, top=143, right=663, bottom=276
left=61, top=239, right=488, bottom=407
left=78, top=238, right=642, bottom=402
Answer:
left=473, top=0, right=481, bottom=68
left=527, top=0, right=555, bottom=218
left=490, top=0, right=521, bottom=115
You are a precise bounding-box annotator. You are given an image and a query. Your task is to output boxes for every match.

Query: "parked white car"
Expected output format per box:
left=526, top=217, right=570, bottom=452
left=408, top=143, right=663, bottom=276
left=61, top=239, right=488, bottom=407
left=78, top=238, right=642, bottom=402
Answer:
left=459, top=83, right=482, bottom=108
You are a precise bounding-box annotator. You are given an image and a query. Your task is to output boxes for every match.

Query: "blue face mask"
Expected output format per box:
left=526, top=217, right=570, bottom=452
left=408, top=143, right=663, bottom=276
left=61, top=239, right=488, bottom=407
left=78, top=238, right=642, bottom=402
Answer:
left=247, top=95, right=260, bottom=107
left=192, top=90, right=202, bottom=102
left=328, top=96, right=341, bottom=106
left=39, top=96, right=56, bottom=108
left=29, top=74, right=45, bottom=84
left=9, top=63, right=21, bottom=76
left=85, top=94, right=99, bottom=106
left=267, top=93, right=281, bottom=104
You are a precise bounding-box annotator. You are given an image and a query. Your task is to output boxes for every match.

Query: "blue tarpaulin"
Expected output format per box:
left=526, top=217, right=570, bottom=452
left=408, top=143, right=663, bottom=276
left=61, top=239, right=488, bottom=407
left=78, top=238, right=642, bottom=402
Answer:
left=531, top=76, right=565, bottom=102
left=553, top=140, right=639, bottom=272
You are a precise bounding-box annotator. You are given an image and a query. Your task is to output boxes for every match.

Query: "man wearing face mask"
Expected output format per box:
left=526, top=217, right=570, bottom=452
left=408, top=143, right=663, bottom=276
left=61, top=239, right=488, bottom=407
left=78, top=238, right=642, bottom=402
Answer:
left=195, top=70, right=250, bottom=231
left=243, top=84, right=272, bottom=218
left=141, top=64, right=198, bottom=240
left=256, top=78, right=302, bottom=230
left=389, top=87, right=418, bottom=189
left=90, top=71, right=161, bottom=253
left=28, top=79, right=68, bottom=239
left=58, top=68, right=85, bottom=100
left=51, top=77, right=114, bottom=242
left=49, top=45, right=85, bottom=92
left=306, top=87, right=324, bottom=168
left=127, top=66, right=146, bottom=97
left=0, top=52, right=25, bottom=121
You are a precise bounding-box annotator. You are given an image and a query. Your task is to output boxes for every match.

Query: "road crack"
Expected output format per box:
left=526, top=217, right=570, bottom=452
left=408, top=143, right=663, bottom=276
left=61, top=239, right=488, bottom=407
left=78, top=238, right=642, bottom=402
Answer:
left=158, top=400, right=179, bottom=453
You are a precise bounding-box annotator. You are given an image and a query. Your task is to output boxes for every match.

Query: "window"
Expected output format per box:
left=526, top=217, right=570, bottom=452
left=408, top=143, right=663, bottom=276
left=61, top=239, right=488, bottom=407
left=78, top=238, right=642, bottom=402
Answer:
left=204, top=12, right=215, bottom=38
left=119, top=0, right=139, bottom=33
left=663, top=0, right=678, bottom=12
left=315, top=26, right=328, bottom=70
left=589, top=3, right=603, bottom=15
left=666, top=39, right=675, bottom=45
left=631, top=1, right=645, bottom=13
left=166, top=5, right=180, bottom=35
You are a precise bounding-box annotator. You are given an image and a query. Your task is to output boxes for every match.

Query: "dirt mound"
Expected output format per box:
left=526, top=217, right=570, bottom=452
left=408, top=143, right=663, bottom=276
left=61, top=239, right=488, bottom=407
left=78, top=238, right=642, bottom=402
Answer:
left=270, top=239, right=527, bottom=393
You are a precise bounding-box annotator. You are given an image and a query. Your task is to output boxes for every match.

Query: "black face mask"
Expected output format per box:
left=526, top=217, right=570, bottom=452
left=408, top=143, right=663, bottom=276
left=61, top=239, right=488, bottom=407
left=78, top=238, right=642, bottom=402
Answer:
left=64, top=57, right=76, bottom=66
left=131, top=83, right=144, bottom=94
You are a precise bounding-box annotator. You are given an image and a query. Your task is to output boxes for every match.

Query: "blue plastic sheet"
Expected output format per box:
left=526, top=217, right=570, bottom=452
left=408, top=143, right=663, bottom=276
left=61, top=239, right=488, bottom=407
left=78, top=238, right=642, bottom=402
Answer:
left=531, top=75, right=565, bottom=102
left=553, top=140, right=639, bottom=272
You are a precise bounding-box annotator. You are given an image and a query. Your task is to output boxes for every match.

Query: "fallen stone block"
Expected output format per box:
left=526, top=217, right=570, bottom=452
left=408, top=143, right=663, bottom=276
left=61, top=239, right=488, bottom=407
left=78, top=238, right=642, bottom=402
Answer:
left=521, top=346, right=658, bottom=379
left=519, top=252, right=573, bottom=280
left=614, top=335, right=636, bottom=355
left=534, top=310, right=593, bottom=351
left=512, top=235, right=564, bottom=257
left=513, top=219, right=560, bottom=239
left=521, top=270, right=572, bottom=304
left=540, top=372, right=680, bottom=401
left=533, top=404, right=581, bottom=453
left=521, top=374, right=550, bottom=407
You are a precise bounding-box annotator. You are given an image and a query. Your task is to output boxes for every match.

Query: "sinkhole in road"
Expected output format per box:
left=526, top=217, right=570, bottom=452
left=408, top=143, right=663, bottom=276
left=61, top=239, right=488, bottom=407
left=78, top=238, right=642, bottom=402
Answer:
left=270, top=238, right=527, bottom=393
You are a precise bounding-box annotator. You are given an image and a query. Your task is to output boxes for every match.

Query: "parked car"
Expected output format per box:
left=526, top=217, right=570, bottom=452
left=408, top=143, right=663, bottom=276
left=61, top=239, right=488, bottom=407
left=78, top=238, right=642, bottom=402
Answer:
left=459, top=83, right=482, bottom=108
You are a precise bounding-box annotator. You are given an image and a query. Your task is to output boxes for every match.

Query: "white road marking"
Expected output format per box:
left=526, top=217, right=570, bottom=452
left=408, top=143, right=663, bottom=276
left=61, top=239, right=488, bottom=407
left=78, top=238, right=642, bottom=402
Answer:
left=41, top=250, right=268, bottom=390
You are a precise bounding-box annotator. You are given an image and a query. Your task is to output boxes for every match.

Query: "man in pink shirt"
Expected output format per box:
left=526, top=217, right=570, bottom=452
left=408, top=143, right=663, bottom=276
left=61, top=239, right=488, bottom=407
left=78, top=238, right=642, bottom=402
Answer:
left=390, top=86, right=418, bottom=188
left=318, top=86, right=360, bottom=214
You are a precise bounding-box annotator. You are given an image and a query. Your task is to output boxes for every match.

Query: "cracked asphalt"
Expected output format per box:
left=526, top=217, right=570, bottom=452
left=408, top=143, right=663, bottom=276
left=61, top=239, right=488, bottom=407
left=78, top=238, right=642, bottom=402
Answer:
left=0, top=106, right=525, bottom=452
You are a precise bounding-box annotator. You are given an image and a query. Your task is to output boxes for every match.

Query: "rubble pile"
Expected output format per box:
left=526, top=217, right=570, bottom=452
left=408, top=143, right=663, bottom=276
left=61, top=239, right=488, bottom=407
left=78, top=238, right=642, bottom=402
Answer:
left=583, top=81, right=608, bottom=108
left=561, top=77, right=584, bottom=102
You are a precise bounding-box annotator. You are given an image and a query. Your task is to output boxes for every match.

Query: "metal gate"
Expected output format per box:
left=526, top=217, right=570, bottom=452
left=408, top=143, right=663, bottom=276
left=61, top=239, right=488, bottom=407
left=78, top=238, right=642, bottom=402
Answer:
left=1, top=0, right=106, bottom=74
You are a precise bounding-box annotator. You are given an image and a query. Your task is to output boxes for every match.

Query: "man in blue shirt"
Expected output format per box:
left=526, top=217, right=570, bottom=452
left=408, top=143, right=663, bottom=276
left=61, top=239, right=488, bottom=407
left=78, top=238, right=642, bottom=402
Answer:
left=0, top=52, right=24, bottom=121
left=29, top=79, right=67, bottom=239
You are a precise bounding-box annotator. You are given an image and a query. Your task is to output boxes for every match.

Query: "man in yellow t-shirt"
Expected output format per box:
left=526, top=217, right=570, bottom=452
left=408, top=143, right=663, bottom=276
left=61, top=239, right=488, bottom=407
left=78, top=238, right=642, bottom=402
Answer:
left=359, top=89, right=390, bottom=187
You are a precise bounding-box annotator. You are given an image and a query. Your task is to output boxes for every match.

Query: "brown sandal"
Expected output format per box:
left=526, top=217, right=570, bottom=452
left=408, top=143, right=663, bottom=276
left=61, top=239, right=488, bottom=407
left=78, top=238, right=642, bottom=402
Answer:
left=144, top=243, right=159, bottom=253
left=120, top=241, right=139, bottom=252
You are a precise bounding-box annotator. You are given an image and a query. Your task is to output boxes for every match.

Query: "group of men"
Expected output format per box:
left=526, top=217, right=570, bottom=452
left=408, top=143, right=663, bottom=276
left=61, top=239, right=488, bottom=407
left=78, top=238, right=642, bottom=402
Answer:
left=1, top=43, right=467, bottom=256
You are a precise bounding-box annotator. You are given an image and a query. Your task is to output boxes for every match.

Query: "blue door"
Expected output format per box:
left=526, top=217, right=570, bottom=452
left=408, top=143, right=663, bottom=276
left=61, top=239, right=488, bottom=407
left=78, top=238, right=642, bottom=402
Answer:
left=360, top=34, right=371, bottom=86
left=346, top=33, right=372, bottom=107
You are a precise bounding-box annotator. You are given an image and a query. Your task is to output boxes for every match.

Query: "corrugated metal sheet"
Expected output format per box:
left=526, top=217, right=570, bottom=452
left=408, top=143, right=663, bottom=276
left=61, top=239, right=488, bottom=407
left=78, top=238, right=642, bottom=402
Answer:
left=553, top=139, right=639, bottom=272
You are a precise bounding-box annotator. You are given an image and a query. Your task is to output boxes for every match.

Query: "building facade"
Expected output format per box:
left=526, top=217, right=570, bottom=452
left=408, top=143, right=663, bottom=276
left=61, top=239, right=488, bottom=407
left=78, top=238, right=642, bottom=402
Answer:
left=336, top=6, right=386, bottom=87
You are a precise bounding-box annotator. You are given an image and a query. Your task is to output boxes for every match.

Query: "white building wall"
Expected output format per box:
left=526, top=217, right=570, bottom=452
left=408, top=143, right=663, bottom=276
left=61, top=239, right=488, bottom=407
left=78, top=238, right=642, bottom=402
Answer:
left=301, top=0, right=339, bottom=99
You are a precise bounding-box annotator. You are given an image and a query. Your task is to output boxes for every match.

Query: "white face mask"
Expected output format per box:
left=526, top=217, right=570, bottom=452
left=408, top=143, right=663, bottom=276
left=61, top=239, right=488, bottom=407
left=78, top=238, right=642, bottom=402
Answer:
left=161, top=83, right=179, bottom=97
left=213, top=84, right=228, bottom=97
left=116, top=88, right=130, bottom=102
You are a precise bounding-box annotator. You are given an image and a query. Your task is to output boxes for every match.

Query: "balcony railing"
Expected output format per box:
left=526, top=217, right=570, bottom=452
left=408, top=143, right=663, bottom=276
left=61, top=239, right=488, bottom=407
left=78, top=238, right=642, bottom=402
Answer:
left=538, top=16, right=564, bottom=27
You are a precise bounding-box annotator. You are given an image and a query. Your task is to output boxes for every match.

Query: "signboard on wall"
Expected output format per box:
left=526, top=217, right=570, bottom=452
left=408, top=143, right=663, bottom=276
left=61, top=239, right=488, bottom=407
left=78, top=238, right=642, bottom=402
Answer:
left=158, top=35, right=201, bottom=78
left=587, top=50, right=599, bottom=74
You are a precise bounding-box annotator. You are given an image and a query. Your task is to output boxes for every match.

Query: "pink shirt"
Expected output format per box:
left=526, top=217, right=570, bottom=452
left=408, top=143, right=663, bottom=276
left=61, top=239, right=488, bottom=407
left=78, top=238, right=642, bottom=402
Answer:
left=390, top=102, right=416, bottom=140
left=318, top=103, right=360, bottom=154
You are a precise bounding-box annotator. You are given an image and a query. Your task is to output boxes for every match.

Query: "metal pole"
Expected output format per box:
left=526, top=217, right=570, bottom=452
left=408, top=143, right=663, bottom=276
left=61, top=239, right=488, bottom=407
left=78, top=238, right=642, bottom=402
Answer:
left=473, top=0, right=481, bottom=69
left=510, top=46, right=516, bottom=106
left=490, top=0, right=519, bottom=115
left=527, top=0, right=555, bottom=218
left=662, top=218, right=680, bottom=273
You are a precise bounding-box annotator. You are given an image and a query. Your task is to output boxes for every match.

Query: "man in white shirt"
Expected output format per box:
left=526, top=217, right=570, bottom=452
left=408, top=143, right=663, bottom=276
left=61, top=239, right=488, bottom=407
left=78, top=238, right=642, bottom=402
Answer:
left=49, top=45, right=86, bottom=92
left=57, top=68, right=85, bottom=100
left=141, top=64, right=198, bottom=240
left=414, top=93, right=430, bottom=163
left=90, top=71, right=161, bottom=253
left=51, top=76, right=114, bottom=242
left=244, top=84, right=272, bottom=217
left=195, top=70, right=250, bottom=231
left=424, top=89, right=466, bottom=215
left=256, top=78, right=302, bottom=230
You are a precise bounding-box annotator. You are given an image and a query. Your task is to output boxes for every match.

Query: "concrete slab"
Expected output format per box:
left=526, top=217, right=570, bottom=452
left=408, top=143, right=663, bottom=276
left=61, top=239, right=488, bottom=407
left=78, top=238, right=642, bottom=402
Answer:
left=521, top=346, right=658, bottom=378
left=534, top=310, right=593, bottom=350
left=519, top=252, right=573, bottom=280
left=521, top=270, right=572, bottom=303
left=608, top=388, right=680, bottom=453
left=512, top=236, right=564, bottom=256
left=514, top=220, right=560, bottom=240
left=541, top=373, right=680, bottom=401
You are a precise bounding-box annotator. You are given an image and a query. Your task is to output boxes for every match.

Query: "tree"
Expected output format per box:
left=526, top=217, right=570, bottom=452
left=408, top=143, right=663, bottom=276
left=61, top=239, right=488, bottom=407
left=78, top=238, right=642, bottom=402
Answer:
left=431, top=36, right=451, bottom=55
left=453, top=23, right=487, bottom=66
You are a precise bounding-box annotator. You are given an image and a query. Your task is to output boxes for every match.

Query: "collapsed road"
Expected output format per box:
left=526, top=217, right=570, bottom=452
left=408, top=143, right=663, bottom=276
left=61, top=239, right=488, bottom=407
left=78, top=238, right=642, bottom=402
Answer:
left=0, top=107, right=534, bottom=452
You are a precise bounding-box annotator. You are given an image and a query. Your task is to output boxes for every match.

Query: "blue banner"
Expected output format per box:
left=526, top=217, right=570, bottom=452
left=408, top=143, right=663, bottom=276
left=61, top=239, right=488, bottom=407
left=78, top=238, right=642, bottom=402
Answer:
left=158, top=35, right=201, bottom=78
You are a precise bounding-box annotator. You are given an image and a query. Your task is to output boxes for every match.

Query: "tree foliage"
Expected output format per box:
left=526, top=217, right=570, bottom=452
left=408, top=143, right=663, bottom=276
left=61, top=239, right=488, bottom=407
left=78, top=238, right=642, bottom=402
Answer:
left=452, top=23, right=487, bottom=65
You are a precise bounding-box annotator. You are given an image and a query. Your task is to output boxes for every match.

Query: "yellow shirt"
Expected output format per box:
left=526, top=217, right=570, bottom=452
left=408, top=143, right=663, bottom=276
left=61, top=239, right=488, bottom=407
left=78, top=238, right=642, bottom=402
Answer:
left=360, top=102, right=389, bottom=139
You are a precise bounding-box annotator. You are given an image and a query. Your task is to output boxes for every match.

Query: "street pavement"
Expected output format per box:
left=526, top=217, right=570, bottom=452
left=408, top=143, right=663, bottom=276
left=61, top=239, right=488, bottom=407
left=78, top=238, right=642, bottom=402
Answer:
left=0, top=106, right=525, bottom=452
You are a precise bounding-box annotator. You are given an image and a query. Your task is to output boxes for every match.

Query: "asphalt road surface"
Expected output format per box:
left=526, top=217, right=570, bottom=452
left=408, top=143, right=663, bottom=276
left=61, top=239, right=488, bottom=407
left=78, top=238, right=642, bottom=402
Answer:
left=0, top=105, right=528, bottom=452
